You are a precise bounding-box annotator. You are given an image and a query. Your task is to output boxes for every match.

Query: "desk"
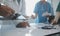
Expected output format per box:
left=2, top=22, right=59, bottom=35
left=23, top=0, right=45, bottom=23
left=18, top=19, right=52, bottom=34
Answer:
left=1, top=23, right=60, bottom=36
left=30, top=23, right=60, bottom=36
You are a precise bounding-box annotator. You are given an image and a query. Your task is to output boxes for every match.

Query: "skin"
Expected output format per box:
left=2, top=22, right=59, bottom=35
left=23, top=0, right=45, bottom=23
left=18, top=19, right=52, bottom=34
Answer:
left=41, top=0, right=46, bottom=2
left=52, top=12, right=60, bottom=25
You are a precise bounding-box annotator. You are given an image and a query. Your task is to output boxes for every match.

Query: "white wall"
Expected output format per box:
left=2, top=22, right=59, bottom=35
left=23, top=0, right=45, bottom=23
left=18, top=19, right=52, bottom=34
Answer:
left=52, top=0, right=60, bottom=15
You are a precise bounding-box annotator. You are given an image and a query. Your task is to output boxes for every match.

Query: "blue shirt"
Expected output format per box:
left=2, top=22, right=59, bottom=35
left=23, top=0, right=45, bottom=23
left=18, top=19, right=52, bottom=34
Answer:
left=34, top=1, right=54, bottom=23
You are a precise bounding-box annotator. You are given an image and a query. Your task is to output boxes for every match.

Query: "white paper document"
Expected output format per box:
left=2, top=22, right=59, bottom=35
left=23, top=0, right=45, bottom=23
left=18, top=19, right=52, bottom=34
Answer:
left=42, top=12, right=51, bottom=16
left=17, top=15, right=26, bottom=20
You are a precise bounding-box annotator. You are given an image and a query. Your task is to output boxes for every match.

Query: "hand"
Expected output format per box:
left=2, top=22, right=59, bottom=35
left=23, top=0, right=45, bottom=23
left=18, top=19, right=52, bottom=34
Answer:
left=31, top=15, right=36, bottom=19
left=45, top=15, right=50, bottom=17
left=51, top=20, right=57, bottom=25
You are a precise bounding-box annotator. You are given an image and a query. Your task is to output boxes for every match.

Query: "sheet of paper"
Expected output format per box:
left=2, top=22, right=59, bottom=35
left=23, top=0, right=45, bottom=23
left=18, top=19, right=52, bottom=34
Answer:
left=42, top=12, right=51, bottom=16
left=17, top=15, right=26, bottom=19
left=0, top=16, right=4, bottom=18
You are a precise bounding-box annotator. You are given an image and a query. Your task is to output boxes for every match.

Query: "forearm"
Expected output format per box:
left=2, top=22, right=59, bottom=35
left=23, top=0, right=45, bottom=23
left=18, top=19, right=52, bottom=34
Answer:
left=54, top=12, right=60, bottom=22
left=51, top=12, right=60, bottom=24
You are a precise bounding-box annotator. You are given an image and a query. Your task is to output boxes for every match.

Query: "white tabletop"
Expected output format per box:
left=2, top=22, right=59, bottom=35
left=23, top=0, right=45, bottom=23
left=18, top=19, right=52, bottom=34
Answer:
left=30, top=23, right=60, bottom=36
left=1, top=23, right=60, bottom=36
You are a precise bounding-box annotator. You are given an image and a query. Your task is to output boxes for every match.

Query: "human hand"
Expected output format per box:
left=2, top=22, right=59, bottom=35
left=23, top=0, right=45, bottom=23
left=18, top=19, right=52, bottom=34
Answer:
left=51, top=20, right=57, bottom=25
left=31, top=15, right=36, bottom=19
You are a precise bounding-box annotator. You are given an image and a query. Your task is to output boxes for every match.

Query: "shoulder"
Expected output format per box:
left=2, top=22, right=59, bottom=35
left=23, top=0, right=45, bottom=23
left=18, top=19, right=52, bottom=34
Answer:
left=45, top=2, right=51, bottom=7
left=35, top=1, right=41, bottom=5
left=46, top=2, right=51, bottom=5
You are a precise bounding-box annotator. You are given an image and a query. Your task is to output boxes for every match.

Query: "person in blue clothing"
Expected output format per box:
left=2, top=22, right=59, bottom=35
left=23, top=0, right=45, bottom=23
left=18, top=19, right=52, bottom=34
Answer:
left=32, top=0, right=54, bottom=23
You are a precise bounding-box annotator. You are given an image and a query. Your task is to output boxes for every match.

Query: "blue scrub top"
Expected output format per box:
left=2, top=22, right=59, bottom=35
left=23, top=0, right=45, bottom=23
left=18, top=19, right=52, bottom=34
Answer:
left=34, top=1, right=54, bottom=23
